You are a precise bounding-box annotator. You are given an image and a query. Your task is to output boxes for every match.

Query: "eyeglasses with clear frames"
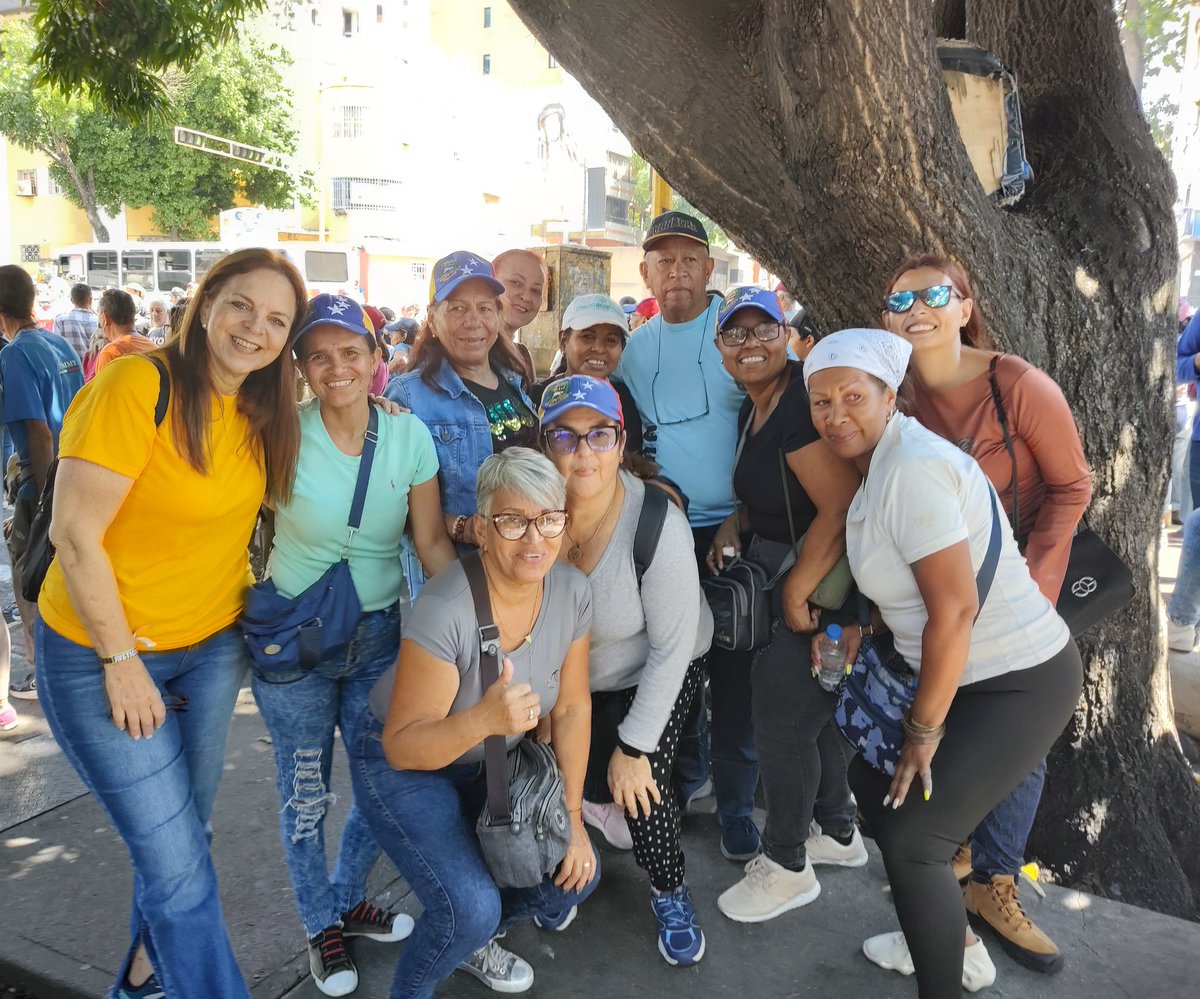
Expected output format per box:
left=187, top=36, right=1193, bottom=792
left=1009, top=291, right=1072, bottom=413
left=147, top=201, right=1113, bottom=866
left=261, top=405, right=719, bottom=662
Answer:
left=541, top=425, right=621, bottom=455
left=489, top=510, right=570, bottom=541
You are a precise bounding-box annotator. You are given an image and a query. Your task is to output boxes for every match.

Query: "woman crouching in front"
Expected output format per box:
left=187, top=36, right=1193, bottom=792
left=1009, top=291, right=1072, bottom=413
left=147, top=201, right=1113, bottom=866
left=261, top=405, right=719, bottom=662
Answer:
left=348, top=448, right=598, bottom=999
left=803, top=329, right=1082, bottom=999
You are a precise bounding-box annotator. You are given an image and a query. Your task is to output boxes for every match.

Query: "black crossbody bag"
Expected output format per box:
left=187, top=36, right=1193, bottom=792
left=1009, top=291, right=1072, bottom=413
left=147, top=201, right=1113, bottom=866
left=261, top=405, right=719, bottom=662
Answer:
left=987, top=355, right=1133, bottom=635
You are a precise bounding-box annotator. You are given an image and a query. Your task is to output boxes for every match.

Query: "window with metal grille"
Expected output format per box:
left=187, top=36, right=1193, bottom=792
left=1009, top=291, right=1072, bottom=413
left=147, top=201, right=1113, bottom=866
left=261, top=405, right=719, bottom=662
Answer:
left=15, top=169, right=36, bottom=196
left=20, top=244, right=40, bottom=263
left=332, top=106, right=365, bottom=139
left=330, top=176, right=402, bottom=212
left=411, top=262, right=428, bottom=282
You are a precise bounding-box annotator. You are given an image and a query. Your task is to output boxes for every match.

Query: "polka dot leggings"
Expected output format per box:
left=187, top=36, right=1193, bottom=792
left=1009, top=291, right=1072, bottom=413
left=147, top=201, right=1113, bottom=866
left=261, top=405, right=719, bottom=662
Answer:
left=584, top=658, right=705, bottom=892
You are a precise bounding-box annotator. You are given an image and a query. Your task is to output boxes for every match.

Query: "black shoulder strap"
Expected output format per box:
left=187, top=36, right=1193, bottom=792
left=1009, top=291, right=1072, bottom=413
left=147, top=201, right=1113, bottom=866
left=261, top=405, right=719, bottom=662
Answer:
left=633, top=482, right=669, bottom=586
left=986, top=354, right=1020, bottom=534
left=148, top=356, right=170, bottom=427
left=462, top=551, right=513, bottom=824
left=974, top=486, right=1003, bottom=622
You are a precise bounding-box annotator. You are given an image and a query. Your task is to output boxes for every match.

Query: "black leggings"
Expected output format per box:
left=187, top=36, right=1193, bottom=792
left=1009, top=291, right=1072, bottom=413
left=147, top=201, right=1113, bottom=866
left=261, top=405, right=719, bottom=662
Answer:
left=851, top=641, right=1083, bottom=999
left=584, top=659, right=705, bottom=892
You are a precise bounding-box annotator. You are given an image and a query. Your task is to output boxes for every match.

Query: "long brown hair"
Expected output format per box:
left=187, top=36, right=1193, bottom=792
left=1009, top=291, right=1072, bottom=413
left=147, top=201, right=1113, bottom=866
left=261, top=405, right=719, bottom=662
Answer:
left=407, top=294, right=528, bottom=389
left=884, top=253, right=990, bottom=349
left=152, top=248, right=307, bottom=504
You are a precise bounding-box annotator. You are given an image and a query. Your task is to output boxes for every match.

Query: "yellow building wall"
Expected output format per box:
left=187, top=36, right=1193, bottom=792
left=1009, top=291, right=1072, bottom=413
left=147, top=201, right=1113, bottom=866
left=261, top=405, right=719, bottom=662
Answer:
left=3, top=142, right=93, bottom=269
left=429, top=1, right=563, bottom=90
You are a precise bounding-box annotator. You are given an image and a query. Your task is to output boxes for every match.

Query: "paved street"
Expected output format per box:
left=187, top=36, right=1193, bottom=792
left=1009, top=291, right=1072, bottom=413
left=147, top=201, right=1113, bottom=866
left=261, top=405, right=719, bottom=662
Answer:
left=2, top=538, right=1198, bottom=998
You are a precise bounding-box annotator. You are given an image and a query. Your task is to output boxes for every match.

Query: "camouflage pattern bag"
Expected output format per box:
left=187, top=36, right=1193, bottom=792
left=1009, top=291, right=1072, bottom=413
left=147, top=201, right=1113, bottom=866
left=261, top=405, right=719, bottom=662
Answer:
left=833, top=633, right=915, bottom=777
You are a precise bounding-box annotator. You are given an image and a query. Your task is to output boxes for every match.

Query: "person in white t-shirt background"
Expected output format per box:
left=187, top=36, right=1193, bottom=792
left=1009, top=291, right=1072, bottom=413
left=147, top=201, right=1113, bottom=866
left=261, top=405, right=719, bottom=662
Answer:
left=803, top=328, right=1083, bottom=999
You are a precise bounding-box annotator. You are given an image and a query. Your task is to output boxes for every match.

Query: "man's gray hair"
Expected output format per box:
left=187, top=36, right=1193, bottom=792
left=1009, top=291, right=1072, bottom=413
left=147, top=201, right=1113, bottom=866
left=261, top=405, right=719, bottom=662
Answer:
left=476, top=447, right=565, bottom=517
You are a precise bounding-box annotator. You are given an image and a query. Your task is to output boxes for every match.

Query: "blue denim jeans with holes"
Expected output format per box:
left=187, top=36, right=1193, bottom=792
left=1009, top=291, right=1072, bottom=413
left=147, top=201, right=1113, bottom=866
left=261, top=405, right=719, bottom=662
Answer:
left=349, top=712, right=600, bottom=999
left=36, top=620, right=250, bottom=999
left=251, top=604, right=400, bottom=938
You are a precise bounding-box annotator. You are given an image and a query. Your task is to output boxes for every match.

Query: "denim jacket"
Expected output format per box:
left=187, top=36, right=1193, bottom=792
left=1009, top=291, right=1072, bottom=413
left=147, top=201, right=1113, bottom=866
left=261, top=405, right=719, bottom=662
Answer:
left=384, top=360, right=533, bottom=597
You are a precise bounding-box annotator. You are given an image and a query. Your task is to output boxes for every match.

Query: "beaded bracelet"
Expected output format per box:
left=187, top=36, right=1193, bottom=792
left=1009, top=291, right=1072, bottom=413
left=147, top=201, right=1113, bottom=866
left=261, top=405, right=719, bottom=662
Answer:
left=451, top=514, right=469, bottom=543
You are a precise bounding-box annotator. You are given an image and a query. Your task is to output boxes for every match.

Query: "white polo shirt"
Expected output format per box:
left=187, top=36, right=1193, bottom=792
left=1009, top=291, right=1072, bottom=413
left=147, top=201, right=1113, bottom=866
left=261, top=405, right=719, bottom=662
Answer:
left=846, top=413, right=1070, bottom=685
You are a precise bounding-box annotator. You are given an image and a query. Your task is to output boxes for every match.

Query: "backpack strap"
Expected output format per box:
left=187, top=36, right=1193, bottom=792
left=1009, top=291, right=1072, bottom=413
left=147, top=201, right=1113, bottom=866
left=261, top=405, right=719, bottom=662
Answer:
left=633, top=483, right=668, bottom=586
left=462, top=550, right=513, bottom=824
left=148, top=356, right=170, bottom=427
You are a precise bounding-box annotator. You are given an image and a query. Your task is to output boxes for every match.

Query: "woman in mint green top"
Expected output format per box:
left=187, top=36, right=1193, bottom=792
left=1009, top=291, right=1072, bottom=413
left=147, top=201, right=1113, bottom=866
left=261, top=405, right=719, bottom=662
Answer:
left=249, top=294, right=456, bottom=997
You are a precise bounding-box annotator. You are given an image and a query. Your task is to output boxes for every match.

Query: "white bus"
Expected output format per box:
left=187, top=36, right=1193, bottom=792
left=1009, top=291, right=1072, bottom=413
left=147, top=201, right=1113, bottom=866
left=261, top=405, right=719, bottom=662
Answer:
left=52, top=241, right=365, bottom=297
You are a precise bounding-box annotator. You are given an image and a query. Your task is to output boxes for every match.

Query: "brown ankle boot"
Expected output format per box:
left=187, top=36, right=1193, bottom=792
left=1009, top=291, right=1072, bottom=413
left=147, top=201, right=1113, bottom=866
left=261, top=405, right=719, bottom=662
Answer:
left=951, top=842, right=972, bottom=883
left=965, top=874, right=1064, bottom=974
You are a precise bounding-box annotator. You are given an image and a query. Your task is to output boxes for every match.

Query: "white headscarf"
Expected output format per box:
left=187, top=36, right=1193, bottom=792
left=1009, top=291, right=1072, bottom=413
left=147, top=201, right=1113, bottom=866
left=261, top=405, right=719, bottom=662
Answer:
left=802, top=327, right=912, bottom=391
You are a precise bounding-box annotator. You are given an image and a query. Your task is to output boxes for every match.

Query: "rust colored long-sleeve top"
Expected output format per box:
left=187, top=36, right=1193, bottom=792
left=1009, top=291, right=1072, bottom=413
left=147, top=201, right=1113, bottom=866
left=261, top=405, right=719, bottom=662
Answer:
left=908, top=353, right=1093, bottom=602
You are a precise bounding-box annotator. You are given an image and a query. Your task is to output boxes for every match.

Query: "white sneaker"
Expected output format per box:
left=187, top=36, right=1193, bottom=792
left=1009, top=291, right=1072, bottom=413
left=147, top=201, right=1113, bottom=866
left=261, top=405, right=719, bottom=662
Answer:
left=717, top=854, right=820, bottom=923
left=457, top=935, right=534, bottom=993
left=1168, top=618, right=1198, bottom=652
left=862, top=930, right=997, bottom=992
left=806, top=821, right=869, bottom=868
left=582, top=799, right=633, bottom=850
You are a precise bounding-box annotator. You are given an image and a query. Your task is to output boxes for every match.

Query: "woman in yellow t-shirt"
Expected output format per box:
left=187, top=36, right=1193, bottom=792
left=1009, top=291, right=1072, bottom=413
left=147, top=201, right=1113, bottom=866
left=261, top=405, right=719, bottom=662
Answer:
left=35, top=248, right=308, bottom=999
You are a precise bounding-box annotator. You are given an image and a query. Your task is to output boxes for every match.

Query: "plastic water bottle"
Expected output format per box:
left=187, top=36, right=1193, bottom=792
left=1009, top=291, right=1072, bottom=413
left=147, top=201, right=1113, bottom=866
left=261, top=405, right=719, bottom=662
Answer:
left=816, top=624, right=847, bottom=691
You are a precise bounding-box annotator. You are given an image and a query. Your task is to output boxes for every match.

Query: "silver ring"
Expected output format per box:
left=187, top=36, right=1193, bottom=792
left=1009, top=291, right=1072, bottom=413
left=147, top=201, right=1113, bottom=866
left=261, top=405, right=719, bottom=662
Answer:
left=528, top=708, right=536, bottom=721
left=583, top=861, right=591, bottom=867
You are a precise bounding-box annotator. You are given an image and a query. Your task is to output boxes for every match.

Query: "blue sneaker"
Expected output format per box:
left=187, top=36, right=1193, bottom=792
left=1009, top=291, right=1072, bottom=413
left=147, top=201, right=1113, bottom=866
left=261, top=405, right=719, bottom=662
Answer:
left=720, top=815, right=761, bottom=862
left=117, top=973, right=165, bottom=999
left=533, top=904, right=578, bottom=932
left=651, top=884, right=705, bottom=966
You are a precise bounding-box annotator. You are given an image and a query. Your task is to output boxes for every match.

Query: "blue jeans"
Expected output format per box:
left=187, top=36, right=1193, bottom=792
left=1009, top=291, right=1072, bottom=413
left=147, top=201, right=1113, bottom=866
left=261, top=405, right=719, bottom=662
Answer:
left=251, top=605, right=400, bottom=937
left=1169, top=507, right=1200, bottom=626
left=970, top=758, right=1046, bottom=879
left=36, top=620, right=249, bottom=999
left=349, top=713, right=600, bottom=999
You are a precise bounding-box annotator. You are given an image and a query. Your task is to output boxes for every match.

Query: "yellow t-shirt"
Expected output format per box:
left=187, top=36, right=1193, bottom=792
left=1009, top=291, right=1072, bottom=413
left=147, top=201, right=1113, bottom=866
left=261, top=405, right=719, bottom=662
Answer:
left=38, top=355, right=267, bottom=651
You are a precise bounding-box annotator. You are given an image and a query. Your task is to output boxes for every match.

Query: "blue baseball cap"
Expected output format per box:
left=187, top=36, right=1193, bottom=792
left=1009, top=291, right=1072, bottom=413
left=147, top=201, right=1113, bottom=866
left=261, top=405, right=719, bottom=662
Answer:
left=293, top=293, right=375, bottom=351
left=430, top=250, right=505, bottom=303
left=538, top=375, right=624, bottom=428
left=717, top=286, right=785, bottom=330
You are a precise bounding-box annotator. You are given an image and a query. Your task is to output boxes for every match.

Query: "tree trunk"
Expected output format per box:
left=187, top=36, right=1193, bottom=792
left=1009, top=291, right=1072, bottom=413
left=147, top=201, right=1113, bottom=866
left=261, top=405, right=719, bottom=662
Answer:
left=511, top=0, right=1200, bottom=918
left=1120, top=0, right=1147, bottom=97
left=48, top=140, right=110, bottom=242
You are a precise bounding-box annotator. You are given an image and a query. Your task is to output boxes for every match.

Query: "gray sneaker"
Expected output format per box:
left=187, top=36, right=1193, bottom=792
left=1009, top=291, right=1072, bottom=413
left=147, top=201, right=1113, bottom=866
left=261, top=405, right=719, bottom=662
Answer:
left=9, top=673, right=37, bottom=700
left=457, top=935, right=534, bottom=993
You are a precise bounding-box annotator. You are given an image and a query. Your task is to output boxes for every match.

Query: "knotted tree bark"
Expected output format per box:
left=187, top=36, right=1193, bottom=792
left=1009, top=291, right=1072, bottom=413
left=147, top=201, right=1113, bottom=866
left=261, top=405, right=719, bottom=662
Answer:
left=511, top=0, right=1200, bottom=918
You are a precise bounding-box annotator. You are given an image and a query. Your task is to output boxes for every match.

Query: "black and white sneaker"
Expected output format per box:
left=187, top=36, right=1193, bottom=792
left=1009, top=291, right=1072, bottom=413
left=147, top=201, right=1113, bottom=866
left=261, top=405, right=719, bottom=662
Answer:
left=342, top=899, right=414, bottom=942
left=308, top=925, right=357, bottom=997
left=9, top=673, right=36, bottom=700
left=457, top=934, right=534, bottom=993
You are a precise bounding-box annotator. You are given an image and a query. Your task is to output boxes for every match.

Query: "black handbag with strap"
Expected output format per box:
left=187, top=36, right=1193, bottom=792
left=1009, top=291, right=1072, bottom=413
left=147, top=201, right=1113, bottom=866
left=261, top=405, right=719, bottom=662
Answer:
left=461, top=551, right=571, bottom=889
left=987, top=355, right=1134, bottom=635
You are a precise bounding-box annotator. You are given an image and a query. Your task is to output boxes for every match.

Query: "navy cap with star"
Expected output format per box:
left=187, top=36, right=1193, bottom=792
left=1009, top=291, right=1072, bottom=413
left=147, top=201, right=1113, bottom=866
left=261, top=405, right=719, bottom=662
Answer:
left=430, top=250, right=506, bottom=303
left=717, top=285, right=785, bottom=330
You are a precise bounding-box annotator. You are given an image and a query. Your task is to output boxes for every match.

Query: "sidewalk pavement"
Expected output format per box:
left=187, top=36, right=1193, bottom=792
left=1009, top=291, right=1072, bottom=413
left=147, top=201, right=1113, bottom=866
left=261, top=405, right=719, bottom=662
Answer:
left=3, top=539, right=1199, bottom=998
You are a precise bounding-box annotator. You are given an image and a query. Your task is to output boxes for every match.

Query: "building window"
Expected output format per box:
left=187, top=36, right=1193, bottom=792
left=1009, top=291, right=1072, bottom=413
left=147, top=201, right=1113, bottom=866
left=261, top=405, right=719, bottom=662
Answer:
left=20, top=244, right=40, bottom=263
left=411, top=262, right=428, bottom=282
left=332, top=105, right=365, bottom=139
left=376, top=3, right=383, bottom=22
left=331, top=176, right=403, bottom=212
left=482, top=53, right=491, bottom=74
left=343, top=8, right=358, bottom=35
left=45, top=172, right=64, bottom=196
left=483, top=6, right=491, bottom=27
left=548, top=53, right=558, bottom=68
left=15, top=169, right=36, bottom=196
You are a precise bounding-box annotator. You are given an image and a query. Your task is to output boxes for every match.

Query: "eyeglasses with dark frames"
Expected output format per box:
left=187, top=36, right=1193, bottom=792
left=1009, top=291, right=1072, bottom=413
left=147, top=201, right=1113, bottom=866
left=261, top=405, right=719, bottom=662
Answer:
left=490, top=510, right=570, bottom=541
left=717, top=322, right=784, bottom=347
left=541, top=425, right=622, bottom=455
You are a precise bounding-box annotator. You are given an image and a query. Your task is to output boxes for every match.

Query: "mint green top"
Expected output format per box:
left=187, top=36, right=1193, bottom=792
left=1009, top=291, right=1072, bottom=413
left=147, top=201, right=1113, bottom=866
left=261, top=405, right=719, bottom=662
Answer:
left=270, top=399, right=439, bottom=611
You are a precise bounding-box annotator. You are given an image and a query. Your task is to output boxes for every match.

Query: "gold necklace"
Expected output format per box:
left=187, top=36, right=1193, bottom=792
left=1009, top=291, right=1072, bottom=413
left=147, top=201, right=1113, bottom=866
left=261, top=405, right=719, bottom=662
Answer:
left=482, top=563, right=543, bottom=648
left=564, top=483, right=619, bottom=563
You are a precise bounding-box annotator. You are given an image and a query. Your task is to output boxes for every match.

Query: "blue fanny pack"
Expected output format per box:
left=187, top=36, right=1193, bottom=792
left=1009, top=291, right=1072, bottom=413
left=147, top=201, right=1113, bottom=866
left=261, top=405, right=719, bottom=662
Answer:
left=240, top=408, right=378, bottom=680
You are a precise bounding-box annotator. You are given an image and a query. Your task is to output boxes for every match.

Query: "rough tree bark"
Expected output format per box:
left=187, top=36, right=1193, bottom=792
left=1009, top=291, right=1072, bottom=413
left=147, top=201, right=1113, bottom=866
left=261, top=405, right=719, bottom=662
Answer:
left=512, top=0, right=1200, bottom=918
left=48, top=140, right=109, bottom=242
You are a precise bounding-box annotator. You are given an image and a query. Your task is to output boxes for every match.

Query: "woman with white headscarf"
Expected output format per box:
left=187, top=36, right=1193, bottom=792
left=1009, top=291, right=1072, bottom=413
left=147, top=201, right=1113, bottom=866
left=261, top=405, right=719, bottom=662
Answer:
left=802, top=329, right=1082, bottom=999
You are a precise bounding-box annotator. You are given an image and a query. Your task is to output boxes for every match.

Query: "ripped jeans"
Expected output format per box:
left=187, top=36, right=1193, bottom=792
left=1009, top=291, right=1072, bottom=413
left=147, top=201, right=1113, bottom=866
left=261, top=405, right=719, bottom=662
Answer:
left=251, top=604, right=401, bottom=937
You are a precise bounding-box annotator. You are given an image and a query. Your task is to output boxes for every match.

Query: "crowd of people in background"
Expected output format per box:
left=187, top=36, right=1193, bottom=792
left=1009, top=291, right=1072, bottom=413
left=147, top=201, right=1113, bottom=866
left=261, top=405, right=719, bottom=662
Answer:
left=0, top=208, right=1102, bottom=999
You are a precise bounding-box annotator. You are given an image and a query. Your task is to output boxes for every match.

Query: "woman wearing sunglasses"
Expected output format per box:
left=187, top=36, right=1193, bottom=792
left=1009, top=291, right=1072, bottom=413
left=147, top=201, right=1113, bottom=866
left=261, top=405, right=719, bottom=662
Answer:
left=881, top=255, right=1090, bottom=974
left=705, top=288, right=863, bottom=923
left=538, top=375, right=713, bottom=967
left=347, top=448, right=598, bottom=998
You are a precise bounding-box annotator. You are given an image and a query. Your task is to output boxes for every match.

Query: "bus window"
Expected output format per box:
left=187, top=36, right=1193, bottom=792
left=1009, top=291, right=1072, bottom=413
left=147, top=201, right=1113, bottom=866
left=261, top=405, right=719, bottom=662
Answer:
left=195, top=249, right=226, bottom=279
left=304, top=250, right=349, bottom=285
left=156, top=249, right=192, bottom=291
left=121, top=250, right=154, bottom=290
left=87, top=250, right=119, bottom=289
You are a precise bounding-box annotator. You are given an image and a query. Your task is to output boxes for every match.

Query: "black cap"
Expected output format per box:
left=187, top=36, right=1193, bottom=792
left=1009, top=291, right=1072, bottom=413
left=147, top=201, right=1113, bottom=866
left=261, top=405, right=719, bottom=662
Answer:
left=642, top=210, right=709, bottom=251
